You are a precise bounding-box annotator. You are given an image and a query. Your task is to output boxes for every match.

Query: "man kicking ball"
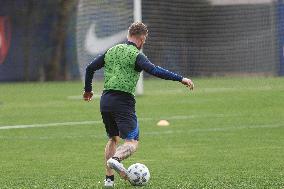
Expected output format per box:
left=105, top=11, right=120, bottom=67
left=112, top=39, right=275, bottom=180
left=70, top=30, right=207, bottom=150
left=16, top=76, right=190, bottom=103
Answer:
left=83, top=22, right=194, bottom=187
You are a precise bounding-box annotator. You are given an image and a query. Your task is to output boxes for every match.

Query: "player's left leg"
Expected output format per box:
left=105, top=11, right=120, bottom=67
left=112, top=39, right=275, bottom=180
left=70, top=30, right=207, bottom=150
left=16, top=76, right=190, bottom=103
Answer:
left=101, top=112, right=120, bottom=187
left=105, top=136, right=120, bottom=176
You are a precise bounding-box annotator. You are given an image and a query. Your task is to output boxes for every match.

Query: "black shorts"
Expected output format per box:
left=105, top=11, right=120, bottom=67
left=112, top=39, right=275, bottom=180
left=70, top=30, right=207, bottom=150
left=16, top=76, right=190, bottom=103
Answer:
left=101, top=111, right=139, bottom=140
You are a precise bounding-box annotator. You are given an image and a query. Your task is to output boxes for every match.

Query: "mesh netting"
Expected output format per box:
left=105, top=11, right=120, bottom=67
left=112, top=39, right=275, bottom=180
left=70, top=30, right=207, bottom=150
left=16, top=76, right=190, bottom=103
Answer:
left=76, top=0, right=133, bottom=80
left=76, top=0, right=280, bottom=78
left=142, top=0, right=279, bottom=76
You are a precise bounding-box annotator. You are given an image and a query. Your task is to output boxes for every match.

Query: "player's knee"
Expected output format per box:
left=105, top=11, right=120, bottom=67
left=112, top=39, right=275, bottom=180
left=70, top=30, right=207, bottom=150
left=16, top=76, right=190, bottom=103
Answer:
left=125, top=140, right=139, bottom=150
left=110, top=136, right=120, bottom=144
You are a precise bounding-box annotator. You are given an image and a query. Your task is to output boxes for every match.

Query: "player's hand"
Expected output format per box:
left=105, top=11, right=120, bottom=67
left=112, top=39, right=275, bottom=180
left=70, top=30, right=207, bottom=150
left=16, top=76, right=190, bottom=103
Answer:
left=83, top=91, right=94, bottom=101
left=181, top=78, right=194, bottom=90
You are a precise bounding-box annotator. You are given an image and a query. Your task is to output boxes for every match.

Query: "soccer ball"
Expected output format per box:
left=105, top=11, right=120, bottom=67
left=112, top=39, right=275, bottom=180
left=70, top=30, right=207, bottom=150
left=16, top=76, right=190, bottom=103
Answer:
left=127, top=163, right=150, bottom=186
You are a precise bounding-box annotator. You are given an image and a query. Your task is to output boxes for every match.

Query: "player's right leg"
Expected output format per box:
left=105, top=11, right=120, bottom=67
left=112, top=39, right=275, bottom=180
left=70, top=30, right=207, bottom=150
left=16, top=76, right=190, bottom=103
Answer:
left=112, top=112, right=139, bottom=161
left=107, top=112, right=140, bottom=179
left=107, top=139, right=138, bottom=180
left=111, top=139, right=138, bottom=162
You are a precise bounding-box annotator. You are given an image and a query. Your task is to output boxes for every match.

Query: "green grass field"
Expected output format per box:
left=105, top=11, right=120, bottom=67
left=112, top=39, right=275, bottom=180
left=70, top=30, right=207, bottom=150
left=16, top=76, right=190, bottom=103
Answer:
left=0, top=77, right=284, bottom=189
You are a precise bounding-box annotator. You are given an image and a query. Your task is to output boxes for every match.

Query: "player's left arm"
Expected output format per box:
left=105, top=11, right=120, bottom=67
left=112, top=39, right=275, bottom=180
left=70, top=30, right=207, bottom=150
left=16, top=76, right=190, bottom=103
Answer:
left=135, top=53, right=194, bottom=90
left=83, top=54, right=105, bottom=101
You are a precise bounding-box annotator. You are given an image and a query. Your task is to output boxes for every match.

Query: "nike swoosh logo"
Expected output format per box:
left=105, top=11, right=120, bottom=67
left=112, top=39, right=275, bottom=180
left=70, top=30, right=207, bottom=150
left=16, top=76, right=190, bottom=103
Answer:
left=85, top=23, right=127, bottom=55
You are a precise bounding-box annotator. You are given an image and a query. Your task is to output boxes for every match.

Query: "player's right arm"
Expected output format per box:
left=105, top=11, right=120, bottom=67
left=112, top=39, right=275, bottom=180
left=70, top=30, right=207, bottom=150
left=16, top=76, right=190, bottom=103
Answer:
left=83, top=54, right=105, bottom=101
left=135, top=54, right=194, bottom=90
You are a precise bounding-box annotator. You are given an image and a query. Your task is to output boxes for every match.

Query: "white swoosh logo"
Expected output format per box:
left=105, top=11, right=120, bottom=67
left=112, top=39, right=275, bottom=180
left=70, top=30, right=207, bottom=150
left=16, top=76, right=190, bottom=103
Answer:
left=85, top=23, right=127, bottom=55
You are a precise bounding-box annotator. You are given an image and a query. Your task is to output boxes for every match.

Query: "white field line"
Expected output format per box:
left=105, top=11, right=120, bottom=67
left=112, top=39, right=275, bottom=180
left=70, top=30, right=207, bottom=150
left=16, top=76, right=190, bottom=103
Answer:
left=0, top=114, right=238, bottom=130
left=0, top=123, right=282, bottom=140
left=0, top=114, right=282, bottom=132
left=144, top=123, right=284, bottom=136
left=0, top=121, right=102, bottom=130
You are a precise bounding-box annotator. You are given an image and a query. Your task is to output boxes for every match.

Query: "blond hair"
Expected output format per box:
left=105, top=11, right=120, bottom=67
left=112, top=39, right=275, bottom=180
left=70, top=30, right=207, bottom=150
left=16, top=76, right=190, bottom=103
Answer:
left=128, top=22, right=148, bottom=37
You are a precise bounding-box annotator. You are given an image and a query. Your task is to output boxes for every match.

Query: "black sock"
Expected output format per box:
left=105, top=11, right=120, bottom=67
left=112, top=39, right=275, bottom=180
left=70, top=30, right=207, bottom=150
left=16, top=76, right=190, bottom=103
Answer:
left=106, top=175, right=114, bottom=181
left=112, top=156, right=121, bottom=163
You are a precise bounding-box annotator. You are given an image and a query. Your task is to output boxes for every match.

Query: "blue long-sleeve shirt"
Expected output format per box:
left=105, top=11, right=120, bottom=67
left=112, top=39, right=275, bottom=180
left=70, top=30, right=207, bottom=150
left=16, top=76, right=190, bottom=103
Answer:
left=84, top=41, right=184, bottom=112
left=84, top=41, right=183, bottom=92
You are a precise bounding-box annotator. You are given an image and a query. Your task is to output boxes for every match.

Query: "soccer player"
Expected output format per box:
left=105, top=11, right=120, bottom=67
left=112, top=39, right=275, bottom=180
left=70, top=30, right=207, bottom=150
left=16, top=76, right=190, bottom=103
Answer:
left=83, top=22, right=194, bottom=187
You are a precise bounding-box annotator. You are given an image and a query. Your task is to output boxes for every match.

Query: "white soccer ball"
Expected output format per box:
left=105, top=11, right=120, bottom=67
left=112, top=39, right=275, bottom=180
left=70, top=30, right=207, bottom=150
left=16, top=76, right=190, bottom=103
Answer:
left=127, top=163, right=150, bottom=186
